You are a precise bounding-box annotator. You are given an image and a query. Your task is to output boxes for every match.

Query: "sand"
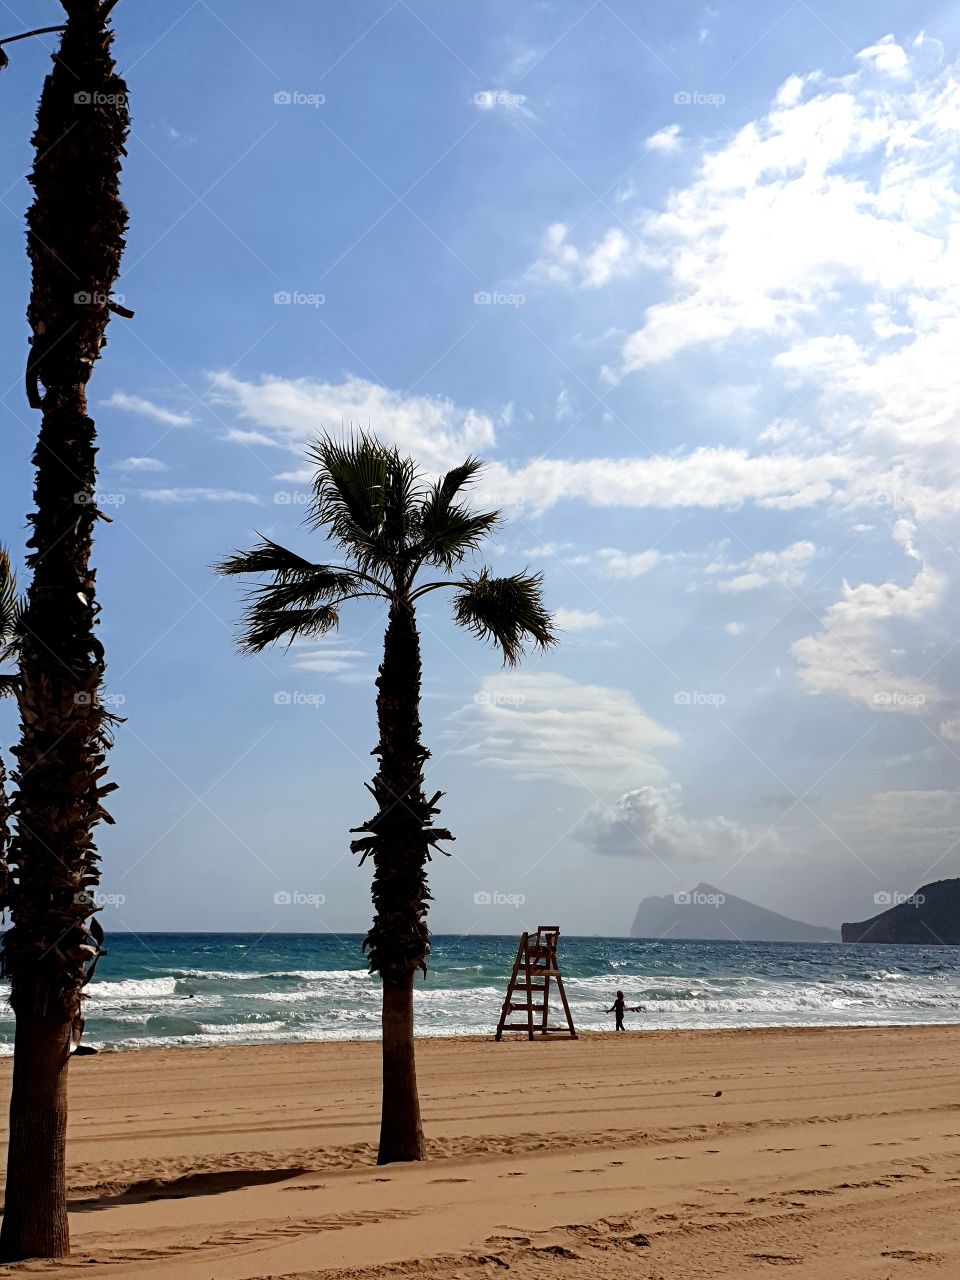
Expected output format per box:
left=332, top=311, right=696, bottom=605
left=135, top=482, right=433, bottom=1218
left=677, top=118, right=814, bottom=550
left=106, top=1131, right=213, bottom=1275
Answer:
left=0, top=1025, right=957, bottom=1277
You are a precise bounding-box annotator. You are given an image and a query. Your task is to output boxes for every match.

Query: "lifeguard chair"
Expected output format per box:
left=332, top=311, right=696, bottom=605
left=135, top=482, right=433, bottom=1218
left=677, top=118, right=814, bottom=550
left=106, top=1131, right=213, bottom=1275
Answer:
left=495, top=925, right=577, bottom=1040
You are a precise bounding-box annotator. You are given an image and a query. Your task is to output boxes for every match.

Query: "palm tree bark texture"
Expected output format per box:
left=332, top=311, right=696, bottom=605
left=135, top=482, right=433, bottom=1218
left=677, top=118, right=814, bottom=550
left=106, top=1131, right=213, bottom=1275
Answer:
left=0, top=0, right=129, bottom=1261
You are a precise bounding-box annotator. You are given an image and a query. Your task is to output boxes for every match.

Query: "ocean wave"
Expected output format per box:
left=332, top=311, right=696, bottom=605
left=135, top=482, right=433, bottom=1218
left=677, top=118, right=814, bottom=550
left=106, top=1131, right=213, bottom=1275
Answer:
left=87, top=976, right=178, bottom=1001
left=170, top=967, right=371, bottom=984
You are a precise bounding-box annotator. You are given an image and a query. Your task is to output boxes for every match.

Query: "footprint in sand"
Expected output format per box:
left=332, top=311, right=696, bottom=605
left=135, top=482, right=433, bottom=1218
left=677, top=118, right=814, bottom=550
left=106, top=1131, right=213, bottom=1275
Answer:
left=881, top=1251, right=943, bottom=1264
left=429, top=1177, right=473, bottom=1184
left=749, top=1253, right=801, bottom=1265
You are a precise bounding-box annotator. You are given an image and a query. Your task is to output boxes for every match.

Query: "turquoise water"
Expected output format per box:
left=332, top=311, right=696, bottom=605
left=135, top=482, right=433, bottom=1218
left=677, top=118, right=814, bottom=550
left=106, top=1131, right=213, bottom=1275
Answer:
left=3, top=933, right=960, bottom=1051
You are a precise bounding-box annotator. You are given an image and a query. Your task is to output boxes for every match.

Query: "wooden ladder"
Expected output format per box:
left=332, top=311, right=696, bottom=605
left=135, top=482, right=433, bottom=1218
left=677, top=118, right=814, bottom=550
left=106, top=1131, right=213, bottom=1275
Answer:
left=495, top=925, right=577, bottom=1040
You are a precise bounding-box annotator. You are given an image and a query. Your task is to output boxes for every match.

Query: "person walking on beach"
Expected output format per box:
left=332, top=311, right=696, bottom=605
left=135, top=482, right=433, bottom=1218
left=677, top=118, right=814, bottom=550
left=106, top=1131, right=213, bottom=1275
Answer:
left=606, top=990, right=642, bottom=1032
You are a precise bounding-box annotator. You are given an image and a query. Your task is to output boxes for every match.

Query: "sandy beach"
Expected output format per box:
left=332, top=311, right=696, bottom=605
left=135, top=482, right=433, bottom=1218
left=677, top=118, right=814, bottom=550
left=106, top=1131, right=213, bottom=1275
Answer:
left=0, top=1025, right=955, bottom=1277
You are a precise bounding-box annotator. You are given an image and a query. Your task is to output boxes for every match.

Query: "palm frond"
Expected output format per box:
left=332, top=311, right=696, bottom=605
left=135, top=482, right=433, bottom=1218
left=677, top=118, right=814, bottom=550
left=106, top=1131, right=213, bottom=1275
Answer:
left=215, top=536, right=386, bottom=654
left=0, top=548, right=22, bottom=693
left=306, top=434, right=427, bottom=575
left=244, top=571, right=370, bottom=614
left=413, top=459, right=500, bottom=570
left=306, top=434, right=388, bottom=558
left=0, top=547, right=18, bottom=645
left=382, top=448, right=423, bottom=563
left=237, top=603, right=342, bottom=654
left=433, top=457, right=484, bottom=505
left=238, top=574, right=378, bottom=651
left=215, top=537, right=319, bottom=581
left=452, top=569, right=557, bottom=666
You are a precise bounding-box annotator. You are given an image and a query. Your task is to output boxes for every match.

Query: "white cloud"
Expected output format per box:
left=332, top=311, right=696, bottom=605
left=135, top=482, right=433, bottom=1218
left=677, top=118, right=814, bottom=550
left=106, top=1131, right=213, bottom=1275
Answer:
left=725, top=621, right=743, bottom=635
left=856, top=34, right=909, bottom=78
left=292, top=642, right=370, bottom=682
left=452, top=672, right=677, bottom=787
left=828, top=787, right=960, bottom=869
left=710, top=539, right=816, bottom=593
left=536, top=44, right=960, bottom=385
left=209, top=372, right=856, bottom=519
left=504, top=43, right=542, bottom=78
left=104, top=392, right=194, bottom=427
left=775, top=74, right=806, bottom=108
left=139, top=487, right=260, bottom=505
left=555, top=388, right=574, bottom=421
left=209, top=372, right=497, bottom=474
left=596, top=548, right=661, bottom=578
left=645, top=123, right=682, bottom=153
left=792, top=558, right=943, bottom=712
left=528, top=222, right=660, bottom=289
left=578, top=785, right=782, bottom=861
left=554, top=608, right=606, bottom=632
left=485, top=449, right=850, bottom=514
left=115, top=456, right=168, bottom=473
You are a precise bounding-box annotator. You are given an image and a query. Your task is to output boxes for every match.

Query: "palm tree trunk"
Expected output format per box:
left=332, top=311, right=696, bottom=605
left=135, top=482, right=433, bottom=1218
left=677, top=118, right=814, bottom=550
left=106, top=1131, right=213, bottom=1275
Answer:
left=0, top=2, right=128, bottom=1261
left=0, top=1016, right=72, bottom=1259
left=379, top=973, right=422, bottom=1162
left=355, top=600, right=436, bottom=1163
left=0, top=752, right=9, bottom=903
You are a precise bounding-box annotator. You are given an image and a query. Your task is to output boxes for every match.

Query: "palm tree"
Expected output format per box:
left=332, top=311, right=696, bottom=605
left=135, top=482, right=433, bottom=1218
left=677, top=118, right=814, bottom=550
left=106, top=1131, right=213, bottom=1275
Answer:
left=218, top=434, right=556, bottom=1163
left=0, top=0, right=129, bottom=1261
left=0, top=549, right=23, bottom=894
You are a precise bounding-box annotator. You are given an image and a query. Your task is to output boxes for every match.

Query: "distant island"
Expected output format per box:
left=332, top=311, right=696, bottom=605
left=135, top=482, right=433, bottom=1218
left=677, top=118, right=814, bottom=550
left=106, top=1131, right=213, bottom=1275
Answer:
left=842, top=879, right=960, bottom=945
left=630, top=882, right=839, bottom=943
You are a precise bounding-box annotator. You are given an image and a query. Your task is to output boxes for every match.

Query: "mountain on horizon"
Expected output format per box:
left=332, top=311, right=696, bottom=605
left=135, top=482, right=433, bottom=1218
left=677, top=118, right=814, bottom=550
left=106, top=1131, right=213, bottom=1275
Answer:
left=630, top=882, right=839, bottom=943
left=842, top=879, right=960, bottom=945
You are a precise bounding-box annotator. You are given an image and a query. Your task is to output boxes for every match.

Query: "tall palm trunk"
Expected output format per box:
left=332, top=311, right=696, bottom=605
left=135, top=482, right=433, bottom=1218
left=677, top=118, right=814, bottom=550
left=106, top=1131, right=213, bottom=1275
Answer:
left=0, top=1, right=128, bottom=1261
left=0, top=753, right=9, bottom=899
left=354, top=600, right=446, bottom=1163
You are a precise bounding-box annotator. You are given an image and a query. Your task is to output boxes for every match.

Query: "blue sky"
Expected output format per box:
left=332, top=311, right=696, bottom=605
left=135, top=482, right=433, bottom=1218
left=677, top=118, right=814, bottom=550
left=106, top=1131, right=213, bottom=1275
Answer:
left=2, top=0, right=960, bottom=938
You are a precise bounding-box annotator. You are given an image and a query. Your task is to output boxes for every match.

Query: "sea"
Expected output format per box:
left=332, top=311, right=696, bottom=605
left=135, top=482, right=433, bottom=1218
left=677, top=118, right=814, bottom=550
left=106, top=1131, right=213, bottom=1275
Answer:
left=3, top=933, right=960, bottom=1052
